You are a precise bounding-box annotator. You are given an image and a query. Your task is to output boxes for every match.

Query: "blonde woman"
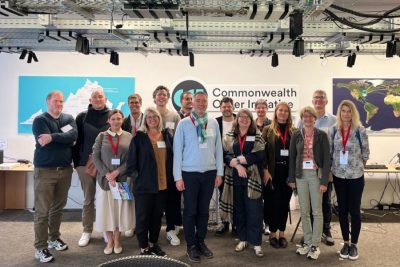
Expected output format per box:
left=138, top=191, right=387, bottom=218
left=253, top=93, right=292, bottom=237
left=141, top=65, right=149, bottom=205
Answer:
left=288, top=106, right=330, bottom=260
left=331, top=100, right=369, bottom=261
left=262, top=102, right=296, bottom=248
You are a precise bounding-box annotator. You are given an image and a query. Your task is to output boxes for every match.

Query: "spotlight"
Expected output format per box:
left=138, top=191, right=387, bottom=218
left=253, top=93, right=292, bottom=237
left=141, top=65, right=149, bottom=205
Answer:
left=347, top=52, right=356, bottom=67
left=289, top=10, right=303, bottom=40
left=75, top=36, right=84, bottom=52
left=386, top=41, right=394, bottom=57
left=271, top=52, right=279, bottom=67
left=394, top=40, right=400, bottom=57
left=182, top=39, right=188, bottom=56
left=110, top=51, right=119, bottom=65
left=189, top=52, right=194, bottom=67
left=142, top=41, right=148, bottom=47
left=292, top=38, right=304, bottom=57
left=19, top=49, right=28, bottom=60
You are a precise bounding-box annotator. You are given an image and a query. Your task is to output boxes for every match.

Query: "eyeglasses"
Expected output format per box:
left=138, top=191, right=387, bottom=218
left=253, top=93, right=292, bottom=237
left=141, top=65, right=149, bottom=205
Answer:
left=313, top=96, right=325, bottom=100
left=238, top=115, right=250, bottom=120
left=146, top=116, right=159, bottom=120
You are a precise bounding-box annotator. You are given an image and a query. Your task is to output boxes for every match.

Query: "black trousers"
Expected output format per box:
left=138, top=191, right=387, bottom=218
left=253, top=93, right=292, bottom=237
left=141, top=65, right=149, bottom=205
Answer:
left=263, top=182, right=273, bottom=226
left=182, top=170, right=216, bottom=248
left=333, top=175, right=364, bottom=244
left=165, top=185, right=183, bottom=232
left=135, top=190, right=167, bottom=249
left=266, top=164, right=293, bottom=233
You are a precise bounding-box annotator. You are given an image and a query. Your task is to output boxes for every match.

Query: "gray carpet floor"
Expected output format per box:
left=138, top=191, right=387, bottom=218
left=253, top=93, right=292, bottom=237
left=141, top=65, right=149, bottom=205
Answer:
left=0, top=209, right=399, bottom=267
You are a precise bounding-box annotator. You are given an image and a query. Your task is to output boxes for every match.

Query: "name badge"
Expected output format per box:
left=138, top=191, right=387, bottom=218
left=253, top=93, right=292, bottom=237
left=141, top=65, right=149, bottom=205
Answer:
left=246, top=136, right=255, bottom=142
left=280, top=149, right=289, bottom=156
left=61, top=124, right=73, bottom=133
left=166, top=122, right=175, bottom=130
left=340, top=151, right=349, bottom=165
left=303, top=160, right=314, bottom=169
left=157, top=141, right=166, bottom=148
left=199, top=142, right=208, bottom=149
left=206, top=129, right=214, bottom=136
left=111, top=158, right=121, bottom=166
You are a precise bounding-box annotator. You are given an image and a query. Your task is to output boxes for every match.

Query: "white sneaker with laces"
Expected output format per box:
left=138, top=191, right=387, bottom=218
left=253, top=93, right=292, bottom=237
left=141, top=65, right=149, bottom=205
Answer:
left=296, top=244, right=310, bottom=255
left=35, top=249, right=54, bottom=263
left=166, top=230, right=181, bottom=246
left=78, top=232, right=91, bottom=247
left=307, top=246, right=321, bottom=260
left=254, top=246, right=264, bottom=257
left=235, top=241, right=248, bottom=252
left=47, top=238, right=68, bottom=251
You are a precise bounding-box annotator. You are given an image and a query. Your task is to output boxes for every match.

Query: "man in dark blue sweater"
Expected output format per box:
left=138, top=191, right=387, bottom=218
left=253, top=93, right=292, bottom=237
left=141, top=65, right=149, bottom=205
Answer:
left=72, top=88, right=109, bottom=247
left=32, top=91, right=77, bottom=263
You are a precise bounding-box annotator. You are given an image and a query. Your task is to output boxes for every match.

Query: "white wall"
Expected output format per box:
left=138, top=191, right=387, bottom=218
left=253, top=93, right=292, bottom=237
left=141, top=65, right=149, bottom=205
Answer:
left=1, top=51, right=399, bottom=208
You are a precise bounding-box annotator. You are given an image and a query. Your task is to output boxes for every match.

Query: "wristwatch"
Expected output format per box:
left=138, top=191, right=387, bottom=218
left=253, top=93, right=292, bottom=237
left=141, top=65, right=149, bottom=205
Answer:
left=236, top=158, right=240, bottom=165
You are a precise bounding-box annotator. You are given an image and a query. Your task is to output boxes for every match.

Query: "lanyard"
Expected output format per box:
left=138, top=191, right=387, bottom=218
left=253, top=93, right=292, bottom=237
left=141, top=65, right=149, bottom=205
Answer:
left=190, top=115, right=207, bottom=130
left=107, top=134, right=120, bottom=156
left=238, top=133, right=247, bottom=154
left=277, top=127, right=288, bottom=148
left=341, top=125, right=351, bottom=154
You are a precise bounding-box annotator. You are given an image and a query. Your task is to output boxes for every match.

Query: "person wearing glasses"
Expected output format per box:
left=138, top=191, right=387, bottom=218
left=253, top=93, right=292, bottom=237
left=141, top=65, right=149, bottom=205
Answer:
left=298, top=90, right=336, bottom=246
left=288, top=106, right=330, bottom=260
left=220, top=109, right=266, bottom=257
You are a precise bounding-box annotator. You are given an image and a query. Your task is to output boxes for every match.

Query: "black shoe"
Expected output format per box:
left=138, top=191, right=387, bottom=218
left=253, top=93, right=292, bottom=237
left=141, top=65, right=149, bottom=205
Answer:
left=322, top=230, right=335, bottom=246
left=140, top=248, right=153, bottom=255
left=339, top=243, right=350, bottom=259
left=269, top=237, right=280, bottom=249
left=197, top=242, right=214, bottom=258
left=215, top=222, right=228, bottom=236
left=348, top=244, right=359, bottom=260
left=187, top=245, right=201, bottom=263
left=149, top=244, right=167, bottom=257
left=278, top=237, right=288, bottom=248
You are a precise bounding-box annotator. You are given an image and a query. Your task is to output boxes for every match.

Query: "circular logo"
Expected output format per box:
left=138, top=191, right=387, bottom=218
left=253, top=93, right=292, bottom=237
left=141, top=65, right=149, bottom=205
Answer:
left=171, top=80, right=207, bottom=112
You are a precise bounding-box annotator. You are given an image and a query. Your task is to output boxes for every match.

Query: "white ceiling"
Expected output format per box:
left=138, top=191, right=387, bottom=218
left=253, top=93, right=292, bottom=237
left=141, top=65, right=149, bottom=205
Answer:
left=1, top=0, right=400, bottom=58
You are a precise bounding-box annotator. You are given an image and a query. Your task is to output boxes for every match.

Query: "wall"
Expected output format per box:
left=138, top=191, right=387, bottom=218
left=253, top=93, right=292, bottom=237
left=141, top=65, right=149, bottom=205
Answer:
left=1, top=51, right=399, bottom=208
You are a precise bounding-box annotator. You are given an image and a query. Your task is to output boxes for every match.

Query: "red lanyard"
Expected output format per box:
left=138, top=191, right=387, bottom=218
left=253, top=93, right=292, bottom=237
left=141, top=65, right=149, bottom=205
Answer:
left=341, top=125, right=351, bottom=154
left=277, top=127, right=288, bottom=148
left=238, top=134, right=247, bottom=154
left=190, top=115, right=207, bottom=129
left=107, top=134, right=120, bottom=156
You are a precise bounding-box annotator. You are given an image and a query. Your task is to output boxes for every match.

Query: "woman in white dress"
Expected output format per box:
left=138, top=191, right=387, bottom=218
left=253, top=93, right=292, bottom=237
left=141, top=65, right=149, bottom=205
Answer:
left=92, top=109, right=133, bottom=255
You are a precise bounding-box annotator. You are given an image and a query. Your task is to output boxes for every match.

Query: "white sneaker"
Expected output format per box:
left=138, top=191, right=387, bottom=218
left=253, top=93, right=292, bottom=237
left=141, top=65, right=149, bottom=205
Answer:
left=307, top=246, right=321, bottom=260
left=124, top=229, right=134, bottom=237
left=254, top=246, right=264, bottom=257
left=35, top=249, right=54, bottom=263
left=78, top=232, right=91, bottom=247
left=235, top=241, right=248, bottom=252
left=47, top=239, right=68, bottom=251
left=296, top=244, right=310, bottom=255
left=166, top=230, right=181, bottom=246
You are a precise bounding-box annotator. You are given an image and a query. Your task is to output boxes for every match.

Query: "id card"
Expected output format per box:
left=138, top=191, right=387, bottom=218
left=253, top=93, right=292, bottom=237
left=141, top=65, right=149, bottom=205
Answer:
left=246, top=136, right=255, bottom=142
left=111, top=158, right=121, bottom=166
left=340, top=151, right=349, bottom=165
left=199, top=142, right=208, bottom=149
left=61, top=124, right=73, bottom=133
left=157, top=141, right=166, bottom=148
left=303, top=160, right=314, bottom=169
left=166, top=122, right=175, bottom=130
left=280, top=149, right=289, bottom=156
left=206, top=129, right=214, bottom=136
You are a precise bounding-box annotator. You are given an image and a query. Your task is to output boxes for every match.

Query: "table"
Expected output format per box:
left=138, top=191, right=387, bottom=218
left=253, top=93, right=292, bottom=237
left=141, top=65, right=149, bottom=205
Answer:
left=0, top=164, right=33, bottom=209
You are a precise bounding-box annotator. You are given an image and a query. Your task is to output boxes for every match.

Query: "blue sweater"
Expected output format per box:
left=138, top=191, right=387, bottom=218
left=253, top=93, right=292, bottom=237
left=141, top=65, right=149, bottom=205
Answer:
left=173, top=116, right=224, bottom=181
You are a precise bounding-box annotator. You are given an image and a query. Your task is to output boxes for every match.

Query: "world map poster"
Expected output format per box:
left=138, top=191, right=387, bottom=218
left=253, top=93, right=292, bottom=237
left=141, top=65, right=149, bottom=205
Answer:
left=18, top=76, right=135, bottom=134
left=333, top=78, right=400, bottom=134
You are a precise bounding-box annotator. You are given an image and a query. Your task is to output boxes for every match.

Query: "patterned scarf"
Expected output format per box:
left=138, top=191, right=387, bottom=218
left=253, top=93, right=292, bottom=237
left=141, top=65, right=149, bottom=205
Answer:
left=220, top=130, right=265, bottom=223
left=191, top=111, right=208, bottom=144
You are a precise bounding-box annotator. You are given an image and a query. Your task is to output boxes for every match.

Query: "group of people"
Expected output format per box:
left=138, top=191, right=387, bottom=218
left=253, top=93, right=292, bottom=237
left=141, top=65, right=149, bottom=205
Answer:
left=32, top=86, right=369, bottom=263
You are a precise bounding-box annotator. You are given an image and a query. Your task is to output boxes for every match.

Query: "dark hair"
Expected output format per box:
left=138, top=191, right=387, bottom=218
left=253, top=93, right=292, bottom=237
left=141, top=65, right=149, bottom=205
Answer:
left=108, top=109, right=124, bottom=119
left=128, top=93, right=142, bottom=104
left=220, top=97, right=233, bottom=106
left=180, top=91, right=193, bottom=102
left=152, top=85, right=170, bottom=99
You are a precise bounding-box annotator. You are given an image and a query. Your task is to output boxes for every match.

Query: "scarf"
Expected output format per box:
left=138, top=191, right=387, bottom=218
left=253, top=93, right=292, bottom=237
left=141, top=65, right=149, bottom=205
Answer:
left=220, top=130, right=265, bottom=223
left=191, top=111, right=208, bottom=144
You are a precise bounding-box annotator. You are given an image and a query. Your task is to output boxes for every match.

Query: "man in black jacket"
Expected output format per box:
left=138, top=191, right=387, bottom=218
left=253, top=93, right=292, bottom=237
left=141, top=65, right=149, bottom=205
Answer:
left=72, top=88, right=110, bottom=247
left=122, top=93, right=144, bottom=135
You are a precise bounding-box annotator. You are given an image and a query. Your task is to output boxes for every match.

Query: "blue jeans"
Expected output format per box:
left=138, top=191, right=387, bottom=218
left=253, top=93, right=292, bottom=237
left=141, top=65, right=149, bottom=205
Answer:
left=182, top=170, right=216, bottom=248
left=296, top=170, right=323, bottom=247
